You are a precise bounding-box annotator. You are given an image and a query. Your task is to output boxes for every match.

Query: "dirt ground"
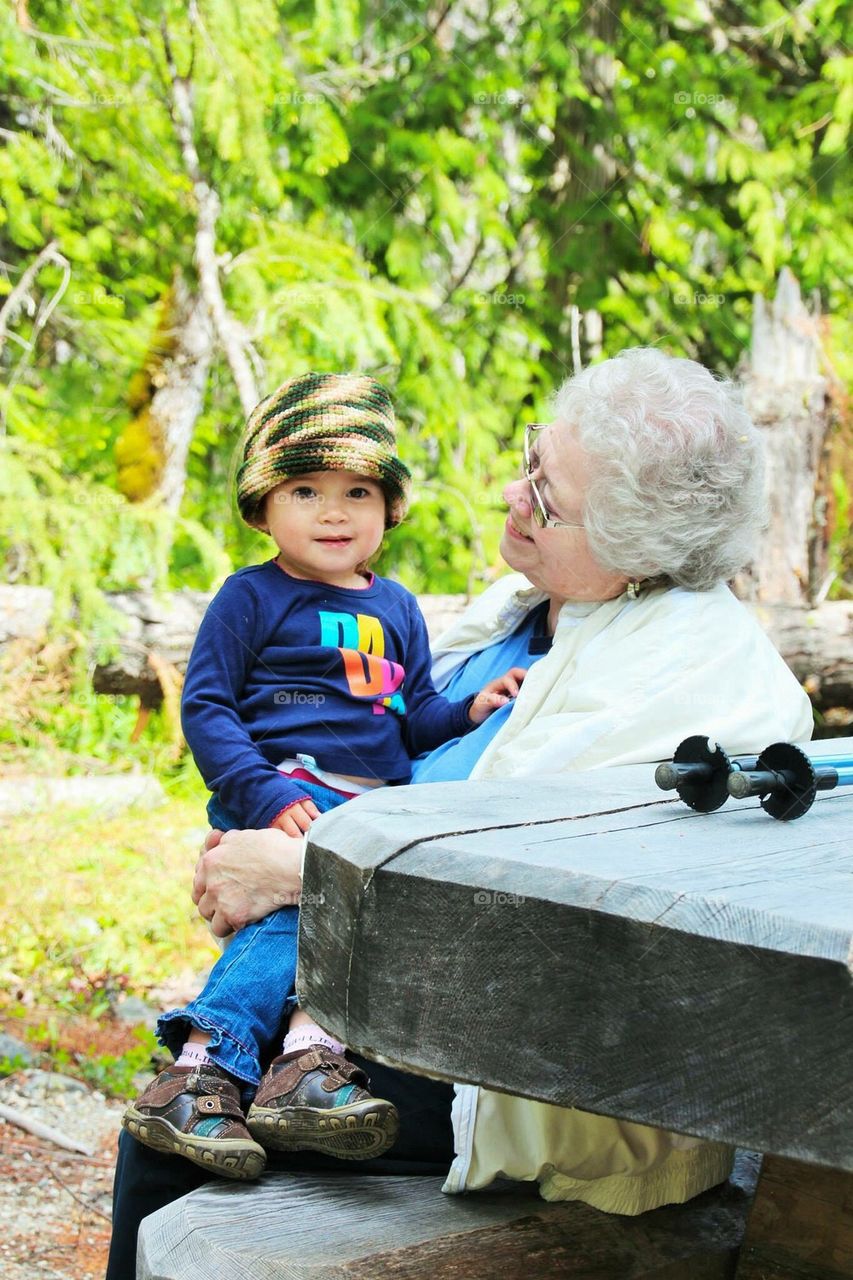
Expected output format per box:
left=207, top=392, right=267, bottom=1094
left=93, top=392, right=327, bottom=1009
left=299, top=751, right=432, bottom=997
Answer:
left=0, top=983, right=202, bottom=1280
left=0, top=1070, right=123, bottom=1280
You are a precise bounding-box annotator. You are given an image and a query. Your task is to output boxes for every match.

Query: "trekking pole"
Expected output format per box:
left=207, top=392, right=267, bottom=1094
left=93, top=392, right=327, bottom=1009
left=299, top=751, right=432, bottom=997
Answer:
left=725, top=741, right=853, bottom=820
left=654, top=736, right=760, bottom=812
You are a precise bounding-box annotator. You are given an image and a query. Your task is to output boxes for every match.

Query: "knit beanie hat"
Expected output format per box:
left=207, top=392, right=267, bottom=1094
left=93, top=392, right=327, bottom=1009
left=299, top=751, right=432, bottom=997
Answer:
left=236, top=372, right=411, bottom=529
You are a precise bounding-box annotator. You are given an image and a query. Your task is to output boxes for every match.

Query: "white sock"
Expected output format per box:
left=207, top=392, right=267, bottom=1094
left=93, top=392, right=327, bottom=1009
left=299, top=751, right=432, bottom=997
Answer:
left=282, top=1024, right=345, bottom=1057
left=175, top=1041, right=217, bottom=1069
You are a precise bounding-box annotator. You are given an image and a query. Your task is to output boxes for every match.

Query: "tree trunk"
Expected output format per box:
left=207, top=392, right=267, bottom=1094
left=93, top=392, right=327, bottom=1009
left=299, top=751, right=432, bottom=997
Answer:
left=152, top=278, right=215, bottom=515
left=114, top=276, right=214, bottom=517
left=163, top=27, right=262, bottom=416
left=738, top=268, right=833, bottom=606
left=541, top=0, right=618, bottom=373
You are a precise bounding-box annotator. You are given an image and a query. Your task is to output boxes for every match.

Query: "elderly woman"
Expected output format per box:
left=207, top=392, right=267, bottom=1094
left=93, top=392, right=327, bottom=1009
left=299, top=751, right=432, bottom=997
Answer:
left=107, top=348, right=810, bottom=1276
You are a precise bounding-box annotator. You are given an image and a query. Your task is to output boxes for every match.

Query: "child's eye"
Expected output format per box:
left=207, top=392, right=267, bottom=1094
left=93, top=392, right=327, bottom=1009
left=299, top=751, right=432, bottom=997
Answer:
left=348, top=486, right=372, bottom=499
left=292, top=486, right=317, bottom=500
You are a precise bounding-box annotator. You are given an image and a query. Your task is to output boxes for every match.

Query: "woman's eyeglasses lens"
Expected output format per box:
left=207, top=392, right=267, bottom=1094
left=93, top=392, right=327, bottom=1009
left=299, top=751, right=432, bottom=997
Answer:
left=523, top=425, right=549, bottom=528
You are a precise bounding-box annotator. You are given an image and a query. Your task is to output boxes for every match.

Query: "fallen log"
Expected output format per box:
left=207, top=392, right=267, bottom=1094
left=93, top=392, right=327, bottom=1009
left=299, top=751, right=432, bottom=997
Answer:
left=91, top=589, right=852, bottom=714
left=90, top=588, right=214, bottom=708
left=89, top=589, right=472, bottom=708
left=755, top=600, right=853, bottom=710
left=0, top=583, right=850, bottom=714
left=0, top=583, right=52, bottom=644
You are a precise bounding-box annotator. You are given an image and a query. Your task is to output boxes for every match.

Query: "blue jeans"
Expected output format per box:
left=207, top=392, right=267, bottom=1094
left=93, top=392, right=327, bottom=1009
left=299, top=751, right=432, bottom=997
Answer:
left=156, top=783, right=350, bottom=1085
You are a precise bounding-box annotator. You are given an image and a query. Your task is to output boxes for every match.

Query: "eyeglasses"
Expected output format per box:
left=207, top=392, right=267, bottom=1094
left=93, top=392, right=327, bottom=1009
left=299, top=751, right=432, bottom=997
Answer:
left=522, top=423, right=585, bottom=529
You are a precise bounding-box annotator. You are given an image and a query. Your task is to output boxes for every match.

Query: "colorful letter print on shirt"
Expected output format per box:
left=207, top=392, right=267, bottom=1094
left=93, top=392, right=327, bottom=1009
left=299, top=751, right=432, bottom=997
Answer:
left=319, top=610, right=406, bottom=715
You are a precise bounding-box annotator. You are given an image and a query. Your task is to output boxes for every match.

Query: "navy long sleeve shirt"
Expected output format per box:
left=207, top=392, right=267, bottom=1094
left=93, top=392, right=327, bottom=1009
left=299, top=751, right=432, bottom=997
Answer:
left=181, top=561, right=476, bottom=827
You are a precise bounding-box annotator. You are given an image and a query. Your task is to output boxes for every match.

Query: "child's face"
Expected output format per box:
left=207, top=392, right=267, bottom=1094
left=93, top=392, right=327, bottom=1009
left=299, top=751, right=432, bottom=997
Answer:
left=260, top=470, right=387, bottom=587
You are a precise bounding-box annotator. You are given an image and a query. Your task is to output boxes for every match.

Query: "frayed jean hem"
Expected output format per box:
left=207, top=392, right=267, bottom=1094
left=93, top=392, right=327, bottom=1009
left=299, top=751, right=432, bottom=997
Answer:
left=154, top=1001, right=297, bottom=1087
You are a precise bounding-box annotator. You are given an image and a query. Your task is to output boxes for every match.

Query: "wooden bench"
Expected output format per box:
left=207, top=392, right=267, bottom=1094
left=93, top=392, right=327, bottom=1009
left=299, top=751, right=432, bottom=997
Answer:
left=139, top=740, right=852, bottom=1278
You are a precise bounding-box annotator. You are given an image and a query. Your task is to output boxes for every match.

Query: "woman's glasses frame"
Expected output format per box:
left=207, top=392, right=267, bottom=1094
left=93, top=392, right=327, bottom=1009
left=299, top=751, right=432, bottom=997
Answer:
left=522, top=423, right=585, bottom=530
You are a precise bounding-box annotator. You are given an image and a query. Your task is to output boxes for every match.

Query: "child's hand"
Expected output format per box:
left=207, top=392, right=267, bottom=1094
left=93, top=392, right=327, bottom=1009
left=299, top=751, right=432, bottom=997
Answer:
left=468, top=666, right=528, bottom=725
left=271, top=799, right=321, bottom=837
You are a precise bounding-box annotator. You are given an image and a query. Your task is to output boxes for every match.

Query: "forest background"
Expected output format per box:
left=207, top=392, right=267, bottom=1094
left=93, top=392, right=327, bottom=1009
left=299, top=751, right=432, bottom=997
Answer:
left=0, top=0, right=850, bottom=1092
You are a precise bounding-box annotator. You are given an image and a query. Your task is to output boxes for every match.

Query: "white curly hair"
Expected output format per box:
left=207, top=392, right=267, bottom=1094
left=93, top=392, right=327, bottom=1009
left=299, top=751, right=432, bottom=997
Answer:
left=551, top=348, right=767, bottom=592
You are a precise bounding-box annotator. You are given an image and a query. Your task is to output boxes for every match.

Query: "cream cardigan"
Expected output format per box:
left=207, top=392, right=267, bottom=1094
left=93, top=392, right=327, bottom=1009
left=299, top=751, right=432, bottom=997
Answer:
left=430, top=574, right=813, bottom=1214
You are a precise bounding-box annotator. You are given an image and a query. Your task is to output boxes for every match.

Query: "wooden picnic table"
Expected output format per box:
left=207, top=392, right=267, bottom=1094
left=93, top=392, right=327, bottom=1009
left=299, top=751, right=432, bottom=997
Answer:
left=139, top=739, right=852, bottom=1279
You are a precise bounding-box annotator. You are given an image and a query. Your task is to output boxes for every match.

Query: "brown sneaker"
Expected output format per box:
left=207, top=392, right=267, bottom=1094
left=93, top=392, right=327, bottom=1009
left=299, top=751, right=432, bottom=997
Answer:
left=246, top=1048, right=399, bottom=1160
left=122, top=1063, right=266, bottom=1181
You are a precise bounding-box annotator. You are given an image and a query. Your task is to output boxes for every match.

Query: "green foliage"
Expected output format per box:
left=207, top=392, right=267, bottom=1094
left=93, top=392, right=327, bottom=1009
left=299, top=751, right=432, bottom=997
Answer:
left=0, top=793, right=219, bottom=1091
left=0, top=0, right=849, bottom=670
left=0, top=435, right=229, bottom=637
left=74, top=1027, right=160, bottom=1098
left=0, top=1053, right=30, bottom=1078
left=0, top=796, right=217, bottom=1009
left=0, top=664, right=201, bottom=776
left=6, top=1022, right=161, bottom=1098
left=829, top=469, right=852, bottom=599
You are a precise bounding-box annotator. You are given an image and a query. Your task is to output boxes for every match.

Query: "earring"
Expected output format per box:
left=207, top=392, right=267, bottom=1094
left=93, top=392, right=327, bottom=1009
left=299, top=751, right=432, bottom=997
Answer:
left=626, top=579, right=642, bottom=600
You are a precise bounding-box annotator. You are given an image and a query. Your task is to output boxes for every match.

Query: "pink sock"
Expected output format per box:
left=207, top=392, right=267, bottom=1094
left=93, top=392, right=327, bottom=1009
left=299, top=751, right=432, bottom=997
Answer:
left=282, top=1024, right=345, bottom=1057
left=175, top=1041, right=217, bottom=1069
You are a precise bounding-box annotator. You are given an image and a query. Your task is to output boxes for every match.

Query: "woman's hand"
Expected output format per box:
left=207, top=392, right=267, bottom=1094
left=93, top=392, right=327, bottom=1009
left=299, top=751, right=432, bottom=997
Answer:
left=468, top=666, right=528, bottom=726
left=192, top=827, right=304, bottom=937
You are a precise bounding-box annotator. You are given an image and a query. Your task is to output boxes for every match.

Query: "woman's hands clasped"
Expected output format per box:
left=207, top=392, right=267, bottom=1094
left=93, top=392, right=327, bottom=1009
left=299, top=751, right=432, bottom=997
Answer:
left=192, top=826, right=305, bottom=937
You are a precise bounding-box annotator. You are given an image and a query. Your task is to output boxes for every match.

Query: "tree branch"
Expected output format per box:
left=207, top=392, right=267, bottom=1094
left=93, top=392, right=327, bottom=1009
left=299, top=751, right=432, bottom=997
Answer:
left=0, top=240, right=69, bottom=355
left=440, top=230, right=485, bottom=304
left=0, top=1101, right=94, bottom=1156
left=161, top=21, right=262, bottom=415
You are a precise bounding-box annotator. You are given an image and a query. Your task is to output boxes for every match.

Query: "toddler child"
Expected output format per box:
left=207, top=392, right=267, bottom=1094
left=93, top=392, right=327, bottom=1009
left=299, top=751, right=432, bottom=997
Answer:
left=122, top=372, right=524, bottom=1180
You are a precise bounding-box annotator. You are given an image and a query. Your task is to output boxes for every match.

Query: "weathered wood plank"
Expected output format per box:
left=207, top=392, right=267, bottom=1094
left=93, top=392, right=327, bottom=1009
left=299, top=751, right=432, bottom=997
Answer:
left=299, top=750, right=853, bottom=1171
left=734, top=1155, right=853, bottom=1280
left=138, top=1157, right=758, bottom=1280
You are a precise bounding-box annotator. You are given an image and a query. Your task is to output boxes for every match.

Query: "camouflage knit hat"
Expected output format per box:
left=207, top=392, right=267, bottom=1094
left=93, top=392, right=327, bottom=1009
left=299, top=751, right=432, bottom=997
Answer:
left=236, top=372, right=411, bottom=529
